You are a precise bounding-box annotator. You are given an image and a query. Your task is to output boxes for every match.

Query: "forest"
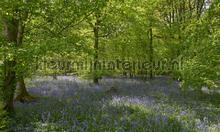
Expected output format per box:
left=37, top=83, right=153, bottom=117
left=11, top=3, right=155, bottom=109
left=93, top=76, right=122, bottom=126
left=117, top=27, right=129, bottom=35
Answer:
left=0, top=0, right=220, bottom=131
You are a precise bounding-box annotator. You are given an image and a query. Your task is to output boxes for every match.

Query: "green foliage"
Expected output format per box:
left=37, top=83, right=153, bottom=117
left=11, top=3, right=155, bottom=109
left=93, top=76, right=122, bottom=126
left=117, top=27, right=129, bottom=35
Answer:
left=0, top=62, right=3, bottom=99
left=0, top=102, right=9, bottom=131
left=0, top=1, right=220, bottom=129
left=181, top=1, right=220, bottom=90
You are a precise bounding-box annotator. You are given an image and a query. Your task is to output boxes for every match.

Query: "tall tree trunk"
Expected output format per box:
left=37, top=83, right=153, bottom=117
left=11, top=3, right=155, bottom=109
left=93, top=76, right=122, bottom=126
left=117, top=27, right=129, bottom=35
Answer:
left=1, top=17, right=19, bottom=113
left=2, top=61, right=16, bottom=113
left=93, top=15, right=100, bottom=84
left=14, top=14, right=34, bottom=103
left=149, top=26, right=154, bottom=79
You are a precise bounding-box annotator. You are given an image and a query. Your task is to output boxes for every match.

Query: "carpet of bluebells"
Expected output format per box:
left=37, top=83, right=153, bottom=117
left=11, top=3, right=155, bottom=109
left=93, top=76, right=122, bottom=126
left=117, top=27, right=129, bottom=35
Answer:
left=9, top=76, right=220, bottom=132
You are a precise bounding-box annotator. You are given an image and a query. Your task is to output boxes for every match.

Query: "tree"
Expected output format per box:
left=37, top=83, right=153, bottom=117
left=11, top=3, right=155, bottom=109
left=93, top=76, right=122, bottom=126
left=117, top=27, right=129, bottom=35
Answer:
left=1, top=13, right=18, bottom=112
left=85, top=0, right=121, bottom=83
left=181, top=0, right=220, bottom=90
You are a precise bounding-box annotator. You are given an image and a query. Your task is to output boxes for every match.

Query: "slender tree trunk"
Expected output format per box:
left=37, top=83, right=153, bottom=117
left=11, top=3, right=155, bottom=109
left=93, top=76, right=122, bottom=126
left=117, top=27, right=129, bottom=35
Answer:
left=149, top=26, right=154, bottom=79
left=52, top=74, right=57, bottom=80
left=93, top=15, right=100, bottom=84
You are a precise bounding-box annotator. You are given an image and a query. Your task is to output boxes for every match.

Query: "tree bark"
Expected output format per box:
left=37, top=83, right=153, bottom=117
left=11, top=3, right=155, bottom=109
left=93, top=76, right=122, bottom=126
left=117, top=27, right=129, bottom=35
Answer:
left=149, top=26, right=154, bottom=79
left=14, top=76, right=35, bottom=103
left=1, top=17, right=18, bottom=113
left=93, top=14, right=100, bottom=84
left=2, top=61, right=16, bottom=113
left=14, top=13, right=34, bottom=103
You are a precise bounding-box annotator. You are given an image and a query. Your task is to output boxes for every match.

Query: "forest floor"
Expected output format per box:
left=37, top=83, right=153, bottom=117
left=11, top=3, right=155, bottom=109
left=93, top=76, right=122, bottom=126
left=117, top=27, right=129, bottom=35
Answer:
left=11, top=76, right=220, bottom=131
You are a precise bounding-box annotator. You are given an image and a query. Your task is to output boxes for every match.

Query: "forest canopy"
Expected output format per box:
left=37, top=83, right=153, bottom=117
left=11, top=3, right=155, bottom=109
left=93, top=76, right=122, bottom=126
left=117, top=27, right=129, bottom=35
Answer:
left=0, top=0, right=219, bottom=131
